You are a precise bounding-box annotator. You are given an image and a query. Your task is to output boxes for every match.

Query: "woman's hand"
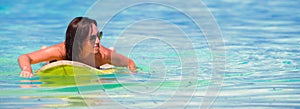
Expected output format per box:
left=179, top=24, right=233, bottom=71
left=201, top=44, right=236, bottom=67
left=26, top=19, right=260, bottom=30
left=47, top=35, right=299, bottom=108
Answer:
left=20, top=66, right=34, bottom=78
left=18, top=43, right=65, bottom=78
left=128, top=60, right=137, bottom=74
left=103, top=46, right=137, bottom=74
left=20, top=70, right=34, bottom=78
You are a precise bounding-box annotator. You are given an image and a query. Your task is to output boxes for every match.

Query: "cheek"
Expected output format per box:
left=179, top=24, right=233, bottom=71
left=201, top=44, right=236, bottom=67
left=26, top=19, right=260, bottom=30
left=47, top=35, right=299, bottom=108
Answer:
left=86, top=40, right=93, bottom=47
left=83, top=41, right=93, bottom=51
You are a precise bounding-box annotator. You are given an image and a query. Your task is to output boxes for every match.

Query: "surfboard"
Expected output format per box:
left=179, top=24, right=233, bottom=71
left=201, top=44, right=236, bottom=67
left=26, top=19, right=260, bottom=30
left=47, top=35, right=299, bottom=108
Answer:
left=37, top=60, right=115, bottom=76
left=35, top=60, right=116, bottom=87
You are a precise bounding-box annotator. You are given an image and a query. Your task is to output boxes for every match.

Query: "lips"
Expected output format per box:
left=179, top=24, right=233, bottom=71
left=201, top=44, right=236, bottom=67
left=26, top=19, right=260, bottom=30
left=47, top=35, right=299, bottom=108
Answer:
left=94, top=44, right=99, bottom=53
left=94, top=44, right=99, bottom=48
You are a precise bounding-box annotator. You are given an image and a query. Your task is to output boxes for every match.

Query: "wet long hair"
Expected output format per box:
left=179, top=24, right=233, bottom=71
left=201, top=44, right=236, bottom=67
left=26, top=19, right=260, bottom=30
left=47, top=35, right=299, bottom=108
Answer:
left=65, top=17, right=97, bottom=61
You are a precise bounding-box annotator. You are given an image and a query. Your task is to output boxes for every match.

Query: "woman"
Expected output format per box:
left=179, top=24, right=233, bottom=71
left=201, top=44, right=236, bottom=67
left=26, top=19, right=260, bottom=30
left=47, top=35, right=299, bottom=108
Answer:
left=18, top=17, right=136, bottom=78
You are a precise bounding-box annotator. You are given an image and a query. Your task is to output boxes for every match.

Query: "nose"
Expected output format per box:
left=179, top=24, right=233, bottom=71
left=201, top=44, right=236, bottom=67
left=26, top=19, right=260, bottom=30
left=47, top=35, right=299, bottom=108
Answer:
left=95, top=36, right=100, bottom=44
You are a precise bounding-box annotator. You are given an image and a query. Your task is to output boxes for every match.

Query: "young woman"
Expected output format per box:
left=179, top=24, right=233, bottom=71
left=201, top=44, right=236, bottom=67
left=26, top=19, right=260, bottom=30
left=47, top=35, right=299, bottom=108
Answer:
left=18, top=17, right=136, bottom=78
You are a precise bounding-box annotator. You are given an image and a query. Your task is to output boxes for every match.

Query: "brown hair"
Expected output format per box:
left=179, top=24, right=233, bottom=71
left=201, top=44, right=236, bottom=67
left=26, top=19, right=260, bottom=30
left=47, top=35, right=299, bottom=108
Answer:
left=65, top=17, right=97, bottom=61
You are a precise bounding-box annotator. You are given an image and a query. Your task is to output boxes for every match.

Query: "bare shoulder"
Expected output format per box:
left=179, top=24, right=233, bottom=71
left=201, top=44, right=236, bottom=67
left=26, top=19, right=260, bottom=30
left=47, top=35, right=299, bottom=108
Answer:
left=53, top=42, right=66, bottom=53
left=99, top=45, right=110, bottom=57
left=100, top=45, right=110, bottom=52
left=43, top=42, right=66, bottom=56
left=52, top=42, right=66, bottom=57
left=26, top=42, right=66, bottom=64
left=99, top=45, right=113, bottom=61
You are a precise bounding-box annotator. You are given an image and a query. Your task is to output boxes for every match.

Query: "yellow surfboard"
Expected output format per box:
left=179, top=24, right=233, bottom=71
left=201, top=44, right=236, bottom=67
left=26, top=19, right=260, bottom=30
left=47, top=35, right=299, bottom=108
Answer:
left=36, top=60, right=116, bottom=87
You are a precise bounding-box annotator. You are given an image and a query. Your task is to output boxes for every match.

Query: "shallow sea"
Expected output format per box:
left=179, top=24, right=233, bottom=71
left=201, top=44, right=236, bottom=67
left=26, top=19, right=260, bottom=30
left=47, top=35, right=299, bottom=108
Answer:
left=0, top=0, right=300, bottom=109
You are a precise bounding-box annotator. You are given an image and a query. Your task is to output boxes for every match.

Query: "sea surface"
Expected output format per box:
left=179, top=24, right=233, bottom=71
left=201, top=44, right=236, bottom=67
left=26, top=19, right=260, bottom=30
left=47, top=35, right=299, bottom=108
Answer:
left=0, top=0, right=299, bottom=109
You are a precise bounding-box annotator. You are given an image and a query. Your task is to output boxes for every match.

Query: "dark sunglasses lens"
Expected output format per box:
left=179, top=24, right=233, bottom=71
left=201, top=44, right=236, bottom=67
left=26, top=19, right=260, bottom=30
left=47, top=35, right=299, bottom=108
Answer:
left=90, top=35, right=96, bottom=43
left=98, top=31, right=103, bottom=39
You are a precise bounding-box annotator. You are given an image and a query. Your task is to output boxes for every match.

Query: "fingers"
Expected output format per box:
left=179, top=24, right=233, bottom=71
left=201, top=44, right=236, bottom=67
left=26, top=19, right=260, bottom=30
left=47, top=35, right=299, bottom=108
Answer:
left=28, top=72, right=33, bottom=78
left=127, top=61, right=137, bottom=74
left=24, top=72, right=33, bottom=78
left=20, top=71, right=26, bottom=78
left=130, top=69, right=137, bottom=74
left=20, top=71, right=34, bottom=78
left=128, top=65, right=137, bottom=74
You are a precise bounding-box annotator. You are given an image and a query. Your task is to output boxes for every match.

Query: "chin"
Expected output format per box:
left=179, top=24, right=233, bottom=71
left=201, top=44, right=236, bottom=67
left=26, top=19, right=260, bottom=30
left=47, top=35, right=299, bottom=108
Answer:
left=93, top=49, right=99, bottom=54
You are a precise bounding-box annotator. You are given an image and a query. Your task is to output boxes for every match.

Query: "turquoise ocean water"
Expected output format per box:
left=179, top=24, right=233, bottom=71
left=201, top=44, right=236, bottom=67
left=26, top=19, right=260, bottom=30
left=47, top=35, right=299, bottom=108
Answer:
left=0, top=0, right=300, bottom=108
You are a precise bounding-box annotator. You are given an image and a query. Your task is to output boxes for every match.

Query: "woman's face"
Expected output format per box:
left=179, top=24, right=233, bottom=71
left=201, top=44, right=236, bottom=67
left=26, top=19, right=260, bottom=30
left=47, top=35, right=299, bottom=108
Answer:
left=83, top=24, right=101, bottom=56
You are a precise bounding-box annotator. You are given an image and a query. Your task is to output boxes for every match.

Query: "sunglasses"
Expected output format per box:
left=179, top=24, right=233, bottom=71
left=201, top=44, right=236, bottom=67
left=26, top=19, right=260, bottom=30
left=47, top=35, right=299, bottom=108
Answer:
left=89, top=31, right=103, bottom=44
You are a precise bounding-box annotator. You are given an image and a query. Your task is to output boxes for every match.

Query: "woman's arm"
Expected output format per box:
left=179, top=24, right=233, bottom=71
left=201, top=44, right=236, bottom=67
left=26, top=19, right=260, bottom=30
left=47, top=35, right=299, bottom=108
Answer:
left=18, top=54, right=34, bottom=78
left=18, top=42, right=65, bottom=78
left=100, top=45, right=136, bottom=73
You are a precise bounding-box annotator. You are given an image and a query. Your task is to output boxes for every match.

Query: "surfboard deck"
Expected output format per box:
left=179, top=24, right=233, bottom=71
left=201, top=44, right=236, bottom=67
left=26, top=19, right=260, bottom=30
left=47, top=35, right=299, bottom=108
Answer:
left=36, top=60, right=115, bottom=76
left=35, top=60, right=116, bottom=87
